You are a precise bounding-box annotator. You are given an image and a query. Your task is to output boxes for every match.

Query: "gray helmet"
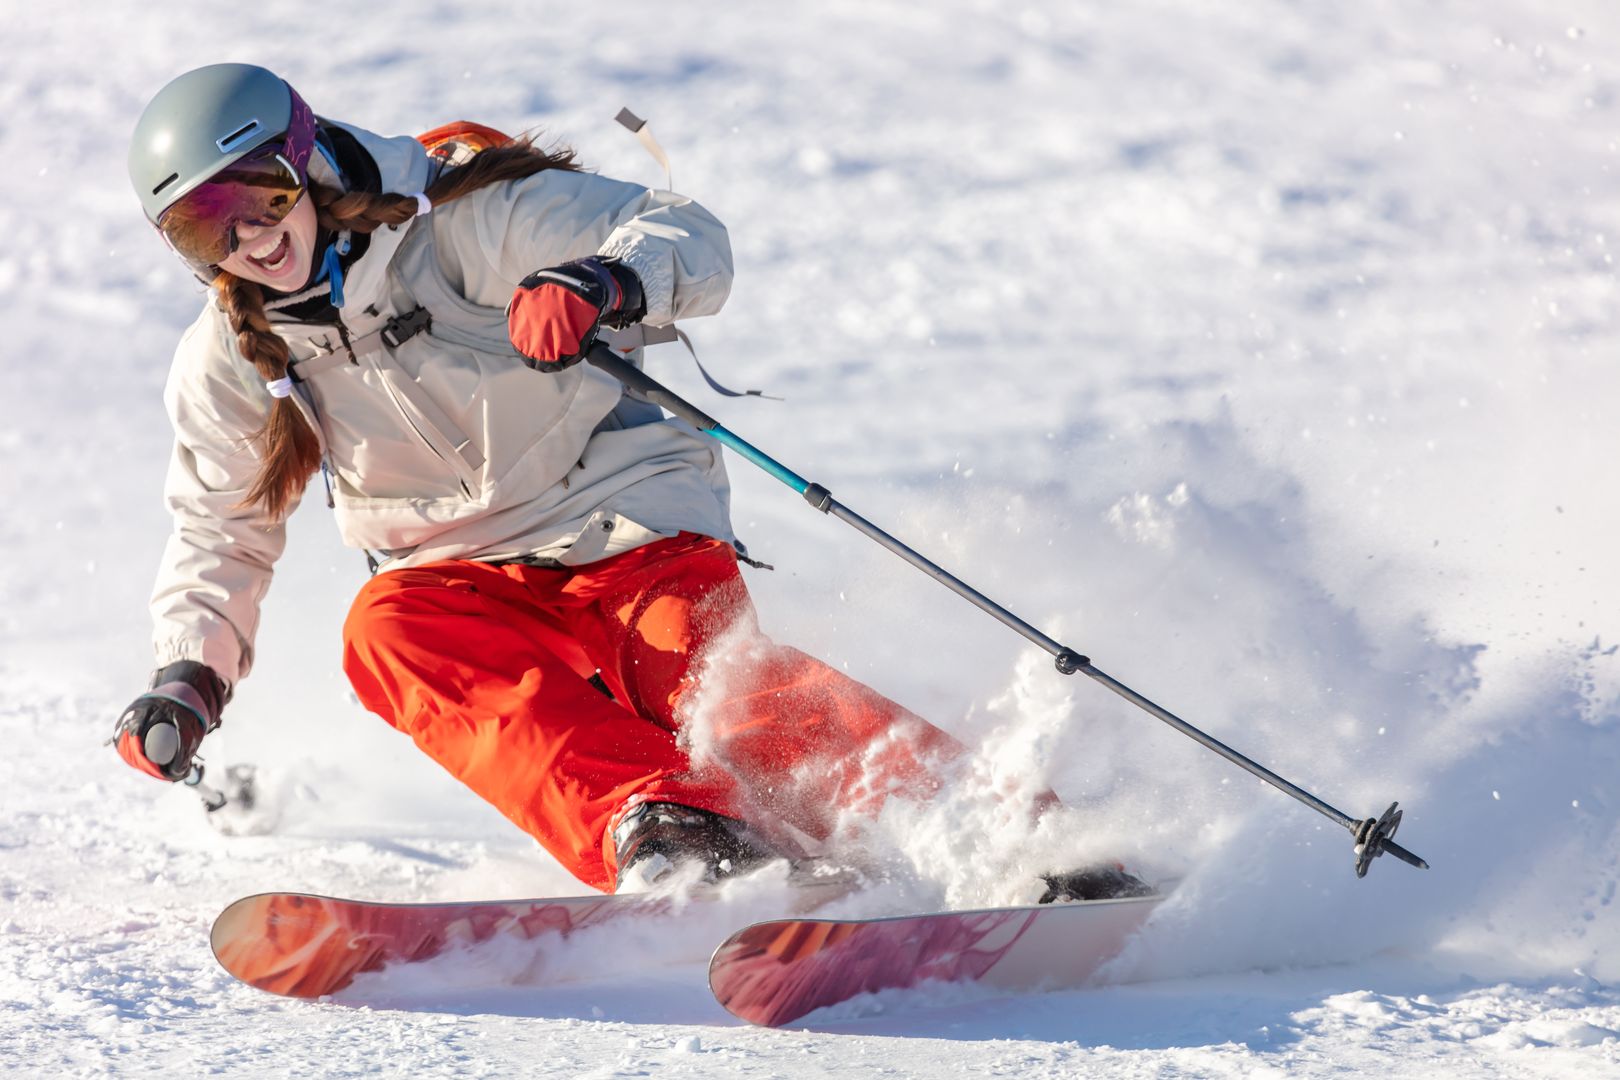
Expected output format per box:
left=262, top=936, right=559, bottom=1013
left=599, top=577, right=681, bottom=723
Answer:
left=128, top=63, right=298, bottom=224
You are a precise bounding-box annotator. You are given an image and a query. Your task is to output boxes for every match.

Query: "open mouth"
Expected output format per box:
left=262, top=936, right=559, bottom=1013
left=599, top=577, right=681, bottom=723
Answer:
left=246, top=232, right=293, bottom=274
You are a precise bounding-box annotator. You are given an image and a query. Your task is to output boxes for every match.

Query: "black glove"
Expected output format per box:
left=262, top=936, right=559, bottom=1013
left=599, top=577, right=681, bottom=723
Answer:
left=506, top=256, right=646, bottom=372
left=113, top=661, right=228, bottom=782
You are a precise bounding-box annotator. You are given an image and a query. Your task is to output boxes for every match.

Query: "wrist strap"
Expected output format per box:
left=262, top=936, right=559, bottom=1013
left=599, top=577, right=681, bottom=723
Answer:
left=147, top=681, right=217, bottom=732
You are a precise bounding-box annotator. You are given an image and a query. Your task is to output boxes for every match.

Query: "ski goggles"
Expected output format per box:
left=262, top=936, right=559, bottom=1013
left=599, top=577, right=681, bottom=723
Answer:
left=155, top=147, right=308, bottom=270
left=153, top=91, right=319, bottom=273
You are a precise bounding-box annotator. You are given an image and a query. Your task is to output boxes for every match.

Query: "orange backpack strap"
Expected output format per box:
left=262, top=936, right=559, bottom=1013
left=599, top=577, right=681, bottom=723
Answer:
left=416, top=121, right=513, bottom=167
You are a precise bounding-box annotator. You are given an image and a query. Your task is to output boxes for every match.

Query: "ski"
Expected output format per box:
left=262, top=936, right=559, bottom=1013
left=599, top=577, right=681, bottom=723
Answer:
left=707, top=891, right=1165, bottom=1027
left=211, top=891, right=677, bottom=998
left=213, top=881, right=1163, bottom=1017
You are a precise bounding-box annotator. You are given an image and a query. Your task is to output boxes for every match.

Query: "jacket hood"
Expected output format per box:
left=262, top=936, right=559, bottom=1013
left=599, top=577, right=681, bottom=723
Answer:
left=324, top=122, right=435, bottom=313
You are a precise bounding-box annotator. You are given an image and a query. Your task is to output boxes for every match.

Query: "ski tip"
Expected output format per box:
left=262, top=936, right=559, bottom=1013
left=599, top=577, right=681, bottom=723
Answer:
left=210, top=893, right=368, bottom=1000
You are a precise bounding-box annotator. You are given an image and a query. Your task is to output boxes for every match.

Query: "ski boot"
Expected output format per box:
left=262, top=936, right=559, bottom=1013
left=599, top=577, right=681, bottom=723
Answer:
left=1038, top=863, right=1156, bottom=904
left=612, top=802, right=782, bottom=892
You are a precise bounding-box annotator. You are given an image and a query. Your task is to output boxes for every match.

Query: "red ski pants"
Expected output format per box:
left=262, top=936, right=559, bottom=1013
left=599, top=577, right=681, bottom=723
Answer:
left=343, top=534, right=963, bottom=891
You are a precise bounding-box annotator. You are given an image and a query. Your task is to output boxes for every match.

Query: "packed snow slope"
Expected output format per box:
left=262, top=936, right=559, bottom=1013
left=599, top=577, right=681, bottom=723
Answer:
left=3, top=1, right=1618, bottom=1076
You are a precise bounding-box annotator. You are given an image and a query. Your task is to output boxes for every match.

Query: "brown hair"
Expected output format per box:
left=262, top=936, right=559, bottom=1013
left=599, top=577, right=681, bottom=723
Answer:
left=217, top=138, right=580, bottom=521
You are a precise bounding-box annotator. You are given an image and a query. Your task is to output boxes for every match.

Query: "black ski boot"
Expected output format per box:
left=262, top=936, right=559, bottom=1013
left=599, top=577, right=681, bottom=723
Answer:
left=612, top=802, right=781, bottom=892
left=1038, top=864, right=1156, bottom=904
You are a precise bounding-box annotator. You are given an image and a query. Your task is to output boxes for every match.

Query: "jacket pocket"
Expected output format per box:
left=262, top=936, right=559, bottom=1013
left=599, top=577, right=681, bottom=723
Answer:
left=386, top=326, right=622, bottom=502
left=363, top=348, right=484, bottom=495
left=329, top=469, right=487, bottom=553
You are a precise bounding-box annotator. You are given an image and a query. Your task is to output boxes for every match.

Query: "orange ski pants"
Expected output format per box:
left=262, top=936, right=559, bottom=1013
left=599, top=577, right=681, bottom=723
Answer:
left=343, top=534, right=963, bottom=891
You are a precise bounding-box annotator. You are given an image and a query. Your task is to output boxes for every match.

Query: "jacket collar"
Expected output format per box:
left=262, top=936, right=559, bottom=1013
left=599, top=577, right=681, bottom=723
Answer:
left=231, top=122, right=433, bottom=332
left=328, top=122, right=435, bottom=316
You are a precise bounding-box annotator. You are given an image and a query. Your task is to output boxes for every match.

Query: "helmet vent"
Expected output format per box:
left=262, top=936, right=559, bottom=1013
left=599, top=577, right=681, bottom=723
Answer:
left=216, top=120, right=263, bottom=153
left=152, top=172, right=180, bottom=196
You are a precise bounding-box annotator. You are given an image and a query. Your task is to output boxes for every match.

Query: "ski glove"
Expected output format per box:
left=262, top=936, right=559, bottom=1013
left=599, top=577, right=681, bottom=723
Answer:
left=113, top=660, right=228, bottom=782
left=507, top=256, right=646, bottom=372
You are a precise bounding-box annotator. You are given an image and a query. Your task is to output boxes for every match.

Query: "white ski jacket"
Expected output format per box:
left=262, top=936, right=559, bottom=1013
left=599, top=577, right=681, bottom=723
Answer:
left=151, top=122, right=735, bottom=685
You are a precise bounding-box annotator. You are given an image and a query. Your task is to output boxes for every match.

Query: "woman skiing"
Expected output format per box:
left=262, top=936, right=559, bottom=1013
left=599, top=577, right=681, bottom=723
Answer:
left=111, top=62, right=976, bottom=893
left=114, top=63, right=1141, bottom=902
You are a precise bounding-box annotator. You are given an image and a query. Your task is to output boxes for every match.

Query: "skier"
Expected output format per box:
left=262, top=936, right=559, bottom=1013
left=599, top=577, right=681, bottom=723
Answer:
left=114, top=63, right=1143, bottom=902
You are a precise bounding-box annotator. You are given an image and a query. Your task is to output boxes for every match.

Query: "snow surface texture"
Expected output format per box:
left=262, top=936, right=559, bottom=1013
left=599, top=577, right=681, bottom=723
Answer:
left=3, top=0, right=1618, bottom=1075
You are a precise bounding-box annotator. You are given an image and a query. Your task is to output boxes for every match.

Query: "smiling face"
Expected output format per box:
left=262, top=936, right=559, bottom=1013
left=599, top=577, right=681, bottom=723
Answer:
left=217, top=192, right=319, bottom=291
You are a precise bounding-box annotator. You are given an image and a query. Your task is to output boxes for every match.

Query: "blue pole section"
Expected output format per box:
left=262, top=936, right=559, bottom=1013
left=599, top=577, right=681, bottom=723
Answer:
left=710, top=429, right=811, bottom=496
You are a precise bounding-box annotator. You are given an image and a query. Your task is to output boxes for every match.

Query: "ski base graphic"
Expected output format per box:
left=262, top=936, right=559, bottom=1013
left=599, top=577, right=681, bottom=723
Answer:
left=708, top=892, right=1163, bottom=1027
left=211, top=891, right=675, bottom=999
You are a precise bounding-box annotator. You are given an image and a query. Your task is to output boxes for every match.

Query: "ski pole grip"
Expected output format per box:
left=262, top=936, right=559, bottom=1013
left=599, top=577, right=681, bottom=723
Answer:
left=144, top=721, right=181, bottom=767
left=587, top=344, right=720, bottom=431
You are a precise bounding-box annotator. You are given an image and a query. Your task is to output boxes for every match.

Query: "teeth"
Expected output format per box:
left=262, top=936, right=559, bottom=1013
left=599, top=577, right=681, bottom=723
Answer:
left=249, top=235, right=283, bottom=260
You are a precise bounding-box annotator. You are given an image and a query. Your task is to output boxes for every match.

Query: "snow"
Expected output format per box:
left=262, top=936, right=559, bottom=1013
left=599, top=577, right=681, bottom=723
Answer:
left=4, top=0, right=1620, bottom=1075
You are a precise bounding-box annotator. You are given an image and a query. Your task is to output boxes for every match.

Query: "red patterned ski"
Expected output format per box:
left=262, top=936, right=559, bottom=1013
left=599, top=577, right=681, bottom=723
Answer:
left=708, top=892, right=1163, bottom=1027
left=211, top=891, right=676, bottom=999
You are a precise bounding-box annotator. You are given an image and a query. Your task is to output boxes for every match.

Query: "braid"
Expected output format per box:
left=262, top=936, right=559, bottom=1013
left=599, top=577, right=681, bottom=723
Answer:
left=313, top=137, right=581, bottom=234
left=214, top=273, right=323, bottom=521
left=223, top=133, right=581, bottom=520
left=313, top=185, right=416, bottom=233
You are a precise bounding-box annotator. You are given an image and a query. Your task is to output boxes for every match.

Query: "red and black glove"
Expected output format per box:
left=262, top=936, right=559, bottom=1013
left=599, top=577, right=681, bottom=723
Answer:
left=113, top=661, right=228, bottom=782
left=506, top=256, right=646, bottom=372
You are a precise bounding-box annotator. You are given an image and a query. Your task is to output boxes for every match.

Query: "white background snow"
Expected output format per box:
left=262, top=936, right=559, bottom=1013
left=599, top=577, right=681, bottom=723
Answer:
left=3, top=0, right=1618, bottom=1075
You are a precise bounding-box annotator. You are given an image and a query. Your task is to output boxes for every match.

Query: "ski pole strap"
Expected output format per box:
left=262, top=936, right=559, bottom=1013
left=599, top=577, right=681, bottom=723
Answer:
left=676, top=326, right=779, bottom=400
left=599, top=324, right=778, bottom=399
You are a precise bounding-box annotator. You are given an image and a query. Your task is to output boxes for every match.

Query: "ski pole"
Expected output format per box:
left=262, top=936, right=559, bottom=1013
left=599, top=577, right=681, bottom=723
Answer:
left=184, top=760, right=260, bottom=816
left=184, top=762, right=229, bottom=812
left=586, top=344, right=1429, bottom=878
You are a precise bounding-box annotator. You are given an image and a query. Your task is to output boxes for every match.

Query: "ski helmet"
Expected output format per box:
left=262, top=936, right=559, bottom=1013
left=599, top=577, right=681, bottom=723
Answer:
left=128, top=63, right=319, bottom=272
